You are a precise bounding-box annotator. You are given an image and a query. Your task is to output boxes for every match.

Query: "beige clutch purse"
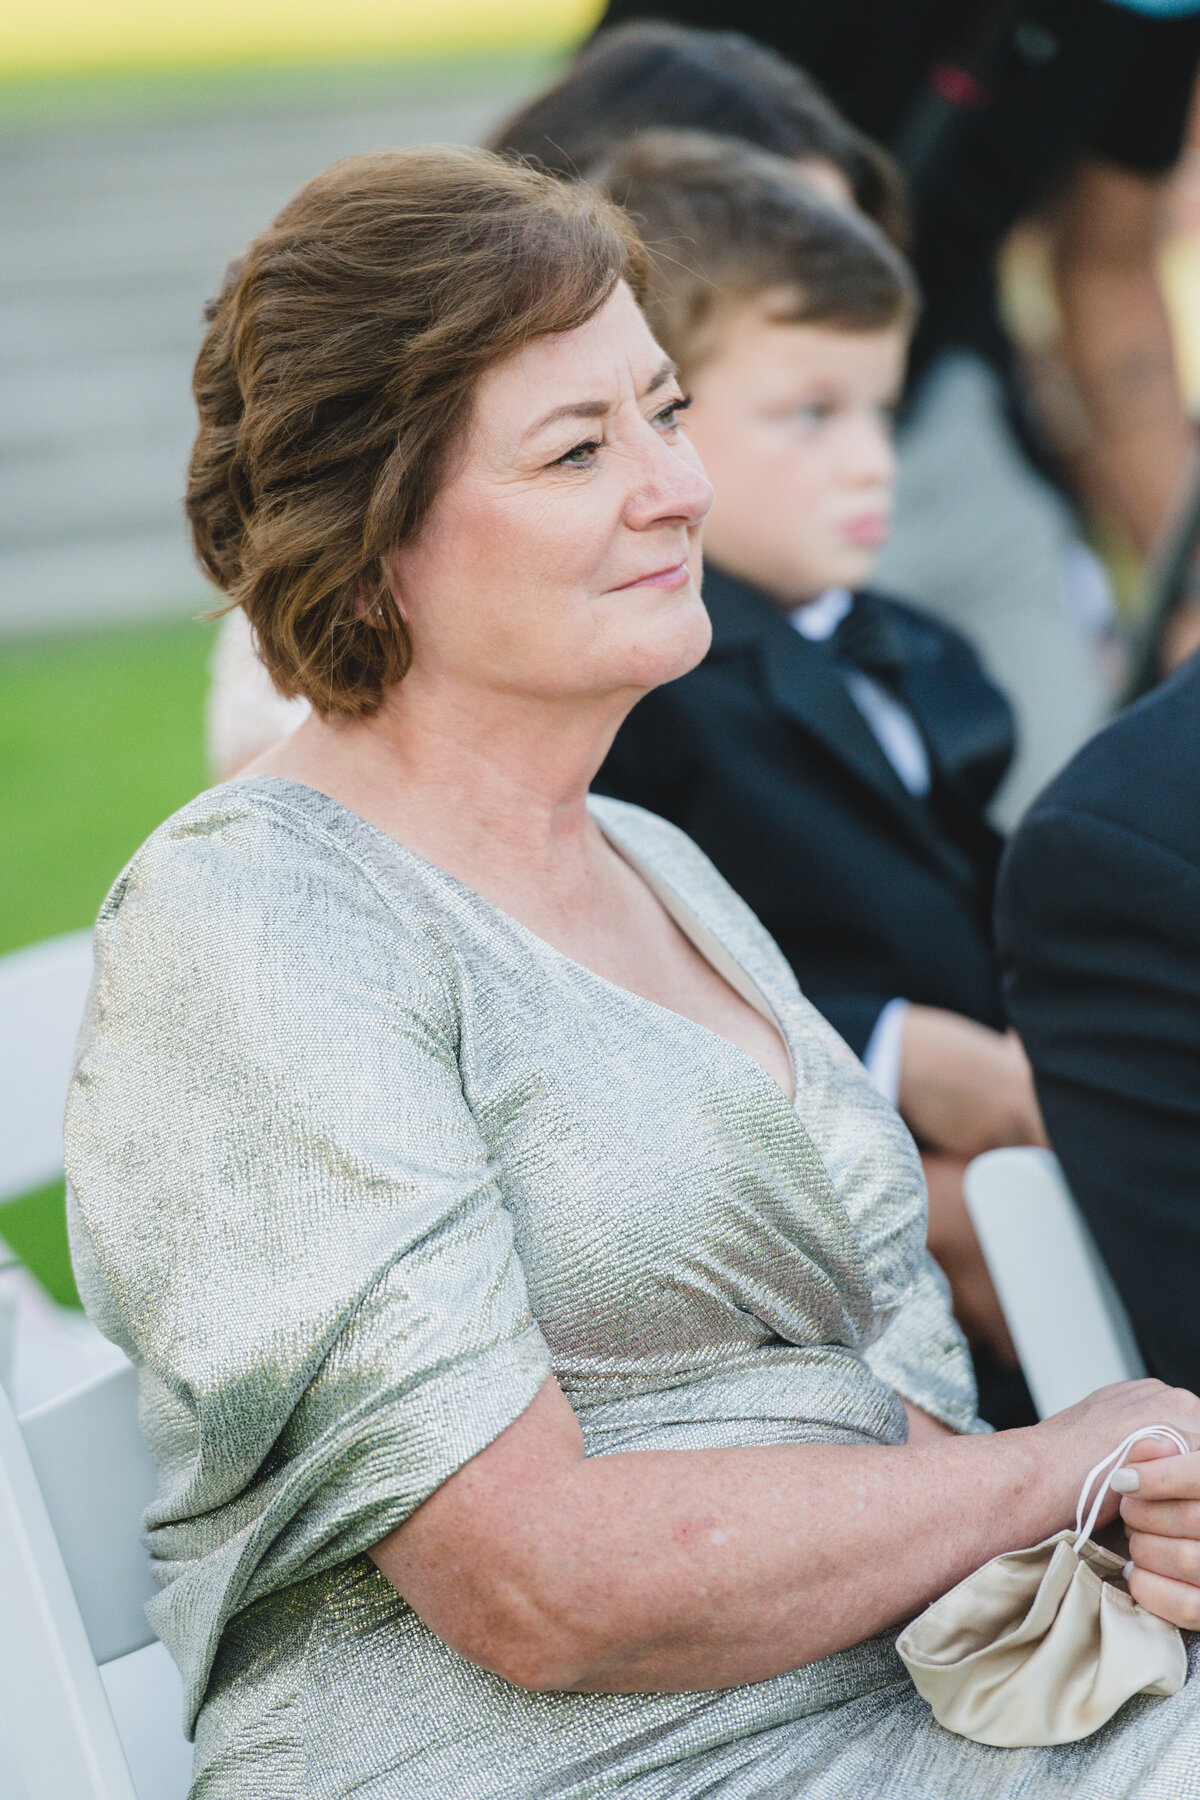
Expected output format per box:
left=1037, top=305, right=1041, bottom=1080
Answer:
left=896, top=1425, right=1190, bottom=1747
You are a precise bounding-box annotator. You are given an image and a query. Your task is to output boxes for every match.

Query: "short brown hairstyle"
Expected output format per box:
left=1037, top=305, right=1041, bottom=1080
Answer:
left=186, top=147, right=646, bottom=717
left=590, top=131, right=919, bottom=379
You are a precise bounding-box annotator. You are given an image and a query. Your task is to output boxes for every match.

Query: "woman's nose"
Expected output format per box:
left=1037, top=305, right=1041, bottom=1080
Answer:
left=626, top=435, right=714, bottom=530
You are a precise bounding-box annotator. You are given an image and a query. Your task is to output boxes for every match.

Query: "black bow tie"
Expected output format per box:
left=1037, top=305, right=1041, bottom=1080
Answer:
left=829, top=596, right=909, bottom=689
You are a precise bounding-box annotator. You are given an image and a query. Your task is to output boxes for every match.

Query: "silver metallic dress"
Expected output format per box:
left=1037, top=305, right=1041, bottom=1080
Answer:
left=64, top=779, right=1200, bottom=1799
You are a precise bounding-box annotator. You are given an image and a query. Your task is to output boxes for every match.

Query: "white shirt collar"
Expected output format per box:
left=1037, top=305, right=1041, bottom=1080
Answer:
left=787, top=588, right=853, bottom=642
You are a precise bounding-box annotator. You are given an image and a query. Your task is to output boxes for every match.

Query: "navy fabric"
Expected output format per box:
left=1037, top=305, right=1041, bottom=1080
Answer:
left=997, top=656, right=1200, bottom=1390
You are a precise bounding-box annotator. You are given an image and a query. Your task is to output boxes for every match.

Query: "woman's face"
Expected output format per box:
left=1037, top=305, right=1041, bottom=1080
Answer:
left=384, top=281, right=713, bottom=710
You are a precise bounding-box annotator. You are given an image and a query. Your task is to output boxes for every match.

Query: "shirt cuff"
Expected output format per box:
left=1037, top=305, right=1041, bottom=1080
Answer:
left=862, top=997, right=909, bottom=1107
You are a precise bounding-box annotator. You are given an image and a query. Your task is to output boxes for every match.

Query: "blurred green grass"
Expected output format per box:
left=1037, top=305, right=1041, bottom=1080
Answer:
left=1, top=615, right=214, bottom=1302
left=3, top=1181, right=82, bottom=1309
left=1, top=617, right=213, bottom=956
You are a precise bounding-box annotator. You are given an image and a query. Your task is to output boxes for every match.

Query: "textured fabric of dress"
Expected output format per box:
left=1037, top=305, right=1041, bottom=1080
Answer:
left=64, top=778, right=1200, bottom=1799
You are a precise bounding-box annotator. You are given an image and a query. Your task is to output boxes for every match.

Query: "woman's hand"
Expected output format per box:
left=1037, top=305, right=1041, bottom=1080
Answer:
left=898, top=1007, right=1048, bottom=1159
left=1117, top=1438, right=1200, bottom=1628
left=1031, top=1382, right=1200, bottom=1539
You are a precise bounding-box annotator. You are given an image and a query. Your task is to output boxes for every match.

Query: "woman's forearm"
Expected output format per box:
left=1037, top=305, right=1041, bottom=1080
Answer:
left=373, top=1378, right=1120, bottom=1693
left=551, top=1426, right=1052, bottom=1692
left=375, top=1377, right=1200, bottom=1691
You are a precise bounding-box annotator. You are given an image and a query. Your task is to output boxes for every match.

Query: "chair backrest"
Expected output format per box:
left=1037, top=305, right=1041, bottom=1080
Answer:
left=963, top=1146, right=1145, bottom=1419
left=21, top=1363, right=159, bottom=1664
left=0, top=931, right=94, bottom=1203
left=0, top=1361, right=159, bottom=1800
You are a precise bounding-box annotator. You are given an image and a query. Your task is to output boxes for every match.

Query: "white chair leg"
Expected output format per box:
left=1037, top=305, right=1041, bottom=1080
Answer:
left=100, top=1644, right=193, bottom=1800
left=0, top=1388, right=137, bottom=1800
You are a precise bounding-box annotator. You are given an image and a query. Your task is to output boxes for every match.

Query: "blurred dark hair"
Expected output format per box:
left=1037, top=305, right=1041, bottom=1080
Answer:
left=591, top=131, right=919, bottom=377
left=490, top=19, right=909, bottom=247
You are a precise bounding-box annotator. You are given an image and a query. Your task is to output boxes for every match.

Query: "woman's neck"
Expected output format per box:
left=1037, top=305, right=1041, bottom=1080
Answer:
left=247, top=670, right=633, bottom=907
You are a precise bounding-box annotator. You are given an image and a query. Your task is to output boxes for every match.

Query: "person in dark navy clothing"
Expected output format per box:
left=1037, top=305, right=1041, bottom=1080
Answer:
left=997, top=653, right=1200, bottom=1394
left=590, top=134, right=1046, bottom=1416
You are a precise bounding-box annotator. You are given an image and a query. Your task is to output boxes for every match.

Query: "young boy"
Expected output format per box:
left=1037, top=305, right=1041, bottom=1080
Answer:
left=592, top=133, right=1044, bottom=1421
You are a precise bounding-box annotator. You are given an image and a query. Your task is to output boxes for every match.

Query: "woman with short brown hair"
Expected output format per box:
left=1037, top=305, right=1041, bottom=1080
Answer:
left=66, top=146, right=1200, bottom=1798
left=189, top=148, right=650, bottom=718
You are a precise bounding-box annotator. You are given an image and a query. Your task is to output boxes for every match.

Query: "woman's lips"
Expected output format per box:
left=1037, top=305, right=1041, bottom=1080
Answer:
left=842, top=512, right=892, bottom=548
left=611, top=560, right=691, bottom=592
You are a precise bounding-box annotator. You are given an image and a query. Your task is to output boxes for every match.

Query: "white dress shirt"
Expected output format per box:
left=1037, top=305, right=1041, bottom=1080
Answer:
left=787, top=589, right=930, bottom=1104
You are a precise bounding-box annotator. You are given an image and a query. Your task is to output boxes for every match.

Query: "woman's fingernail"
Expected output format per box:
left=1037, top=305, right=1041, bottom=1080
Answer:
left=1111, top=1469, right=1140, bottom=1493
left=1123, top=1560, right=1136, bottom=1583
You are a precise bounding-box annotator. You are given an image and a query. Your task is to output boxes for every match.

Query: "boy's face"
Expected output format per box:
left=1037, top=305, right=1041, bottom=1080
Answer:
left=683, top=305, right=906, bottom=604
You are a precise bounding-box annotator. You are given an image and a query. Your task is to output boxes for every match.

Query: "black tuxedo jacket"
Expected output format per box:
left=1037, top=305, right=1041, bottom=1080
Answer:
left=595, top=566, right=1014, bottom=1056
left=996, top=656, right=1200, bottom=1390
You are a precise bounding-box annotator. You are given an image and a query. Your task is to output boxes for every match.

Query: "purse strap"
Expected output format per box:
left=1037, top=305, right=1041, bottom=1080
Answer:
left=1073, top=1425, right=1192, bottom=1550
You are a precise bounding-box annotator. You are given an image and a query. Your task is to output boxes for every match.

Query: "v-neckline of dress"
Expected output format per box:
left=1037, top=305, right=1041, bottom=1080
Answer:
left=596, top=823, right=797, bottom=1106
left=228, top=774, right=800, bottom=1112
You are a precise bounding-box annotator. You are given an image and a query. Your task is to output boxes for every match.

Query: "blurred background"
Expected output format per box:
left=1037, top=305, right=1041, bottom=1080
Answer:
left=2, top=0, right=1200, bottom=1308
left=0, top=0, right=603, bottom=1305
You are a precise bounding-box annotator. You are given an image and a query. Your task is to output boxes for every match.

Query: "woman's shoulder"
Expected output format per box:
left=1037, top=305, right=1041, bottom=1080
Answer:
left=106, top=775, right=422, bottom=902
left=94, top=777, right=458, bottom=1003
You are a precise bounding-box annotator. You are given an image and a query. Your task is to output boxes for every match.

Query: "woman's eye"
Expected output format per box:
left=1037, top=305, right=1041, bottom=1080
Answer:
left=794, top=404, right=831, bottom=430
left=555, top=438, right=601, bottom=469
left=655, top=394, right=693, bottom=431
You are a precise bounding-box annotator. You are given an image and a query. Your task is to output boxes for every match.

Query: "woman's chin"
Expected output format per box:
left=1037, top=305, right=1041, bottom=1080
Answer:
left=619, top=592, right=712, bottom=692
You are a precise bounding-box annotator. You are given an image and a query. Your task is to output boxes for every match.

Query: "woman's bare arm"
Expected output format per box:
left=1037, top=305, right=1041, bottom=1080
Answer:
left=903, top=1399, right=955, bottom=1444
left=370, top=1376, right=1200, bottom=1693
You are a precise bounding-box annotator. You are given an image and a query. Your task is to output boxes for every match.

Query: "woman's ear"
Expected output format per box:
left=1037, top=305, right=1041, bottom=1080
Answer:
left=337, top=564, right=414, bottom=692
left=353, top=564, right=404, bottom=632
left=375, top=552, right=410, bottom=629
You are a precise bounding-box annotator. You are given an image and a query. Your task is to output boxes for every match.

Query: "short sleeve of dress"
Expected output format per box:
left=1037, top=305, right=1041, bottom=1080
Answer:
left=64, top=789, right=552, bottom=1714
left=863, top=1255, right=986, bottom=1437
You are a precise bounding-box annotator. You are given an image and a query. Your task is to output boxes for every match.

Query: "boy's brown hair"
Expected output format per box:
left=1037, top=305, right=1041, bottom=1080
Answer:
left=591, top=130, right=919, bottom=378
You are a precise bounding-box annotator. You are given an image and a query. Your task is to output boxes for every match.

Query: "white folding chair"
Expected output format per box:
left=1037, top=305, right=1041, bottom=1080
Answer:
left=963, top=1146, right=1145, bottom=1419
left=0, top=1361, right=193, bottom=1800
left=0, top=931, right=127, bottom=1413
left=0, top=930, right=96, bottom=1206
